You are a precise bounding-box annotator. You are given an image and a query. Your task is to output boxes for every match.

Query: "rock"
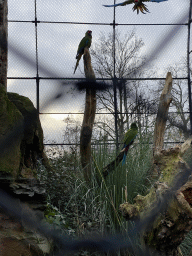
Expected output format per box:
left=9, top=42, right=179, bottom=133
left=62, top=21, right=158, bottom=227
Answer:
left=0, top=86, right=23, bottom=176
left=0, top=87, right=52, bottom=255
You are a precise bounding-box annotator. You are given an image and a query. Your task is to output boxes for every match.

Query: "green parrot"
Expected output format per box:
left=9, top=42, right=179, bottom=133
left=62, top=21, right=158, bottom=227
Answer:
left=122, top=122, right=138, bottom=165
left=74, top=30, right=92, bottom=74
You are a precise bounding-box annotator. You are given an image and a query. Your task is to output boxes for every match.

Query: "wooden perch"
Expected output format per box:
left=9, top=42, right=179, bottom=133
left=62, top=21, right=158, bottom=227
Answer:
left=80, top=47, right=96, bottom=183
left=153, top=72, right=172, bottom=156
left=119, top=72, right=192, bottom=255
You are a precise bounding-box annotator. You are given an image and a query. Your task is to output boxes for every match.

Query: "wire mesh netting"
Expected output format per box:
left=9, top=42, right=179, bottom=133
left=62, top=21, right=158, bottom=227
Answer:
left=7, top=0, right=192, bottom=149
left=3, top=0, right=192, bottom=255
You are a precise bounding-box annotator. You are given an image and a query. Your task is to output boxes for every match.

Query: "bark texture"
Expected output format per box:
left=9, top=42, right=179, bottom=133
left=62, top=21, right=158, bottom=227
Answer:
left=80, top=47, right=96, bottom=183
left=153, top=72, right=172, bottom=156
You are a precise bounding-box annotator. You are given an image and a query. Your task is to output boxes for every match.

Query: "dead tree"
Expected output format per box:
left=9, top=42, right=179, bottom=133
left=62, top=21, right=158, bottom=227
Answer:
left=80, top=47, right=96, bottom=183
left=153, top=72, right=172, bottom=156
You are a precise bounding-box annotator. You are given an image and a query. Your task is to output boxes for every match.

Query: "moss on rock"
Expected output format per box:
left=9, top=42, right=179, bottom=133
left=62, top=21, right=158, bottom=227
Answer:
left=7, top=92, right=44, bottom=177
left=0, top=86, right=23, bottom=176
left=0, top=87, right=45, bottom=178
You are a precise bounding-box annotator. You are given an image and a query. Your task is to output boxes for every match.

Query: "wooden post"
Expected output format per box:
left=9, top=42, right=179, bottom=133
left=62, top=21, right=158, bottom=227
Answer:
left=0, top=0, right=8, bottom=89
left=80, top=47, right=96, bottom=183
left=153, top=72, right=172, bottom=156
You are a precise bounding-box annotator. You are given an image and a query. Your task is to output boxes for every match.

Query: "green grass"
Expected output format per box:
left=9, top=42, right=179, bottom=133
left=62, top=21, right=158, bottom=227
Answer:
left=180, top=230, right=192, bottom=256
left=38, top=133, right=153, bottom=254
left=39, top=134, right=192, bottom=255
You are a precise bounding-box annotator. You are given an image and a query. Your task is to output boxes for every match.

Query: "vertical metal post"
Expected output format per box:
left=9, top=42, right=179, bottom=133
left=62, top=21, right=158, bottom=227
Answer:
left=34, top=0, right=40, bottom=113
left=187, top=0, right=192, bottom=135
left=113, top=0, right=119, bottom=151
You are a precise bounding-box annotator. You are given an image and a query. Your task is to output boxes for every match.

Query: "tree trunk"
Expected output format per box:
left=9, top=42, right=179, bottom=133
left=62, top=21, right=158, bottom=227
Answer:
left=80, top=47, right=96, bottom=183
left=0, top=0, right=8, bottom=90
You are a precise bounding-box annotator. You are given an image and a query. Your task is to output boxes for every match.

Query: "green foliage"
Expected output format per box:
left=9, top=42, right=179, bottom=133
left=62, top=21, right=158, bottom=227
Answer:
left=39, top=132, right=152, bottom=241
left=45, top=203, right=66, bottom=226
left=92, top=131, right=152, bottom=234
left=180, top=230, right=192, bottom=256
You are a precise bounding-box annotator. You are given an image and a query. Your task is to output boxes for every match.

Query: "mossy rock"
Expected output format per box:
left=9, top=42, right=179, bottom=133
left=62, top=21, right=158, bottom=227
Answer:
left=7, top=92, right=44, bottom=178
left=0, top=86, right=23, bottom=176
left=0, top=87, right=50, bottom=255
left=7, top=92, right=43, bottom=150
left=0, top=86, right=44, bottom=178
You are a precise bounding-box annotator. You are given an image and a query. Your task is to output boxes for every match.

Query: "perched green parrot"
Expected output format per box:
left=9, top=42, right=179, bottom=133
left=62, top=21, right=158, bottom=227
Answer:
left=74, top=30, right=92, bottom=74
left=103, top=0, right=168, bottom=14
left=122, top=122, right=138, bottom=165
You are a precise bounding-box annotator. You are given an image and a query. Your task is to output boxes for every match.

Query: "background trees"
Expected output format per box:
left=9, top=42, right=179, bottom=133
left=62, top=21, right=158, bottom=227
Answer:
left=91, top=30, right=154, bottom=143
left=90, top=31, right=191, bottom=147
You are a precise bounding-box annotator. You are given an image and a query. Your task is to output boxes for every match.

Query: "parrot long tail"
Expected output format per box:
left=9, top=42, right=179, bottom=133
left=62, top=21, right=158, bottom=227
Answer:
left=74, top=53, right=83, bottom=74
left=122, top=145, right=130, bottom=166
left=74, top=59, right=80, bottom=74
left=122, top=153, right=127, bottom=166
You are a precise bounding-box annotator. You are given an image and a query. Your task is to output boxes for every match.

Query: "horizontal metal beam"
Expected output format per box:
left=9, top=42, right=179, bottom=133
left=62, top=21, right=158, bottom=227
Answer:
left=7, top=77, right=188, bottom=81
left=8, top=20, right=188, bottom=26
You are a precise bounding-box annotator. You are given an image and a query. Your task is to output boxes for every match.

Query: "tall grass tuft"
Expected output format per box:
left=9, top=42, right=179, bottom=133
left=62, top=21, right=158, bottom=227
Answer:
left=91, top=131, right=153, bottom=233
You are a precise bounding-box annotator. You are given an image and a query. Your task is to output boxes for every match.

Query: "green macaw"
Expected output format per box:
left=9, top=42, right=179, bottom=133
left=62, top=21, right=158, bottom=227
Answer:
left=103, top=0, right=168, bottom=14
left=122, top=122, right=138, bottom=165
left=74, top=30, right=92, bottom=74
